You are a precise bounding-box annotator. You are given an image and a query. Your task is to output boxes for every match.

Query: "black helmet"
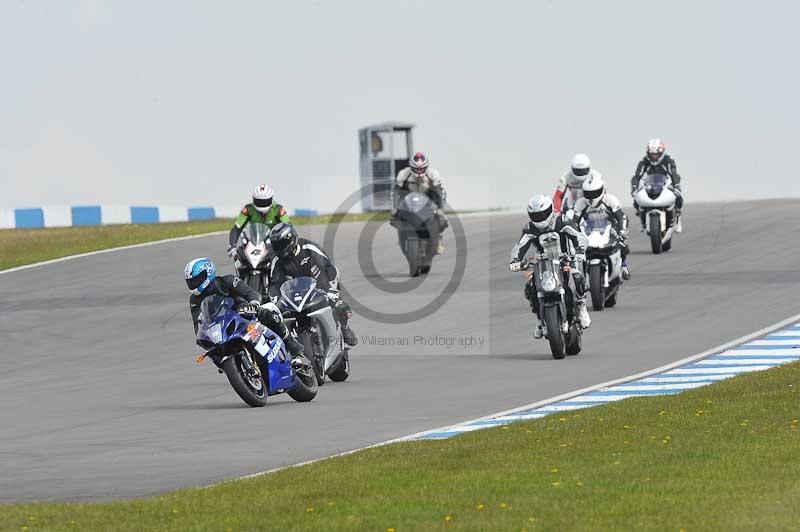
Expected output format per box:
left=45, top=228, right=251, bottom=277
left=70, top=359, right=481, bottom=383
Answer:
left=269, top=222, right=299, bottom=258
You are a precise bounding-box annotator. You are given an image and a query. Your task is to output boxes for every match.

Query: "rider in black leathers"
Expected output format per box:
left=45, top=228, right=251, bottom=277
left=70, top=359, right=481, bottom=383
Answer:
left=509, top=194, right=591, bottom=339
left=185, top=258, right=305, bottom=358
left=630, top=139, right=683, bottom=231
left=268, top=223, right=358, bottom=347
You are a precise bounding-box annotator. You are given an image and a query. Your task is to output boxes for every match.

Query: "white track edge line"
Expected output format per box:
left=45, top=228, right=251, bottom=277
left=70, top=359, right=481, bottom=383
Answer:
left=202, top=311, right=800, bottom=489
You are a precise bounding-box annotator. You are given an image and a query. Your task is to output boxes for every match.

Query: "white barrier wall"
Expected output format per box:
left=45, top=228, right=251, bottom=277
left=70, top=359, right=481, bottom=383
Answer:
left=0, top=205, right=318, bottom=229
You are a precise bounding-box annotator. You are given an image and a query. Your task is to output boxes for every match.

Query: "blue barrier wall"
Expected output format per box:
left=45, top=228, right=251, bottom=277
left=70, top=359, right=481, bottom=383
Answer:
left=130, top=207, right=159, bottom=224
left=71, top=206, right=102, bottom=226
left=187, top=207, right=216, bottom=221
left=14, top=208, right=45, bottom=228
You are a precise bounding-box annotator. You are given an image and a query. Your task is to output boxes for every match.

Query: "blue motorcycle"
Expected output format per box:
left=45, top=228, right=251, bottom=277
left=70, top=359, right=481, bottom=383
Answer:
left=195, top=295, right=317, bottom=407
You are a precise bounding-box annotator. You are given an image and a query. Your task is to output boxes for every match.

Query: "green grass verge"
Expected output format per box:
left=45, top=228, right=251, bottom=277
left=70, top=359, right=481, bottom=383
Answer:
left=2, top=363, right=799, bottom=531
left=0, top=213, right=389, bottom=272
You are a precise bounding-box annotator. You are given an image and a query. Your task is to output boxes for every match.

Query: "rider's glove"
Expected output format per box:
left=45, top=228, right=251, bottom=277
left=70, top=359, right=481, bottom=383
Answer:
left=326, top=289, right=340, bottom=301
left=258, top=301, right=278, bottom=313
left=509, top=260, right=522, bottom=272
left=227, top=245, right=236, bottom=259
left=257, top=301, right=281, bottom=323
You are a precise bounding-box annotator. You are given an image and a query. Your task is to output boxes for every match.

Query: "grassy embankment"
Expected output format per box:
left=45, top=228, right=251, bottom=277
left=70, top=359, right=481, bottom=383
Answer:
left=2, top=361, right=799, bottom=531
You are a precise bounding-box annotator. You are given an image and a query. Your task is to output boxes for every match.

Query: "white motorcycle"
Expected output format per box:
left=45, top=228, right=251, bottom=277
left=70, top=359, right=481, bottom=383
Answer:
left=581, top=211, right=623, bottom=311
left=633, top=174, right=677, bottom=254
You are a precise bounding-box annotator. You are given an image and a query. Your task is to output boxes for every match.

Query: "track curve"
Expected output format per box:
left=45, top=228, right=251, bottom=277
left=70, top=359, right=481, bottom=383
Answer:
left=2, top=200, right=800, bottom=502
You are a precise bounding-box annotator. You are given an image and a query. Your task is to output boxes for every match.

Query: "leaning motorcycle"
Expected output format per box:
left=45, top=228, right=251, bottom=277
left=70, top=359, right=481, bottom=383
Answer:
left=234, top=222, right=273, bottom=297
left=278, top=276, right=350, bottom=386
left=582, top=211, right=623, bottom=311
left=633, top=174, right=677, bottom=254
left=523, top=232, right=583, bottom=359
left=195, top=295, right=317, bottom=407
left=390, top=191, right=440, bottom=277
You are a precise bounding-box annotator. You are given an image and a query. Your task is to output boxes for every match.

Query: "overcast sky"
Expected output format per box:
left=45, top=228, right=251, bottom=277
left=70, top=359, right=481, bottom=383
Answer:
left=2, top=0, right=799, bottom=212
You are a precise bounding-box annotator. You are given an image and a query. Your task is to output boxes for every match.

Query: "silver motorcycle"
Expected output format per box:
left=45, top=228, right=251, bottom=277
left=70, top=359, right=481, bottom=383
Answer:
left=278, top=276, right=350, bottom=385
left=523, top=232, right=583, bottom=359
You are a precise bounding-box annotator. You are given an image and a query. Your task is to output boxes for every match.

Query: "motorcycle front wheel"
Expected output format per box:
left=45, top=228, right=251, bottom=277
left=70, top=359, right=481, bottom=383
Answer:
left=406, top=237, right=422, bottom=277
left=649, top=212, right=663, bottom=254
left=589, top=263, right=606, bottom=311
left=298, top=329, right=325, bottom=386
left=222, top=355, right=267, bottom=407
left=287, top=355, right=318, bottom=402
left=543, top=305, right=566, bottom=360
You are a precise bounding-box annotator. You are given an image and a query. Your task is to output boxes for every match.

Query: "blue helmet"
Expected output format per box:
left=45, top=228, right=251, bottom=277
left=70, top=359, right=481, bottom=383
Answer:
left=184, top=258, right=216, bottom=295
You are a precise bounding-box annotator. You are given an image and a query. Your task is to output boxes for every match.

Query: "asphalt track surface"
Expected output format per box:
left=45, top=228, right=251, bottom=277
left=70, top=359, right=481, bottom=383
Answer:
left=2, top=200, right=800, bottom=502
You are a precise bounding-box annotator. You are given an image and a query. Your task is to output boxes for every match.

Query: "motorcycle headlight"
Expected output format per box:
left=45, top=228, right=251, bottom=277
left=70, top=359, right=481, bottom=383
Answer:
left=541, top=271, right=558, bottom=292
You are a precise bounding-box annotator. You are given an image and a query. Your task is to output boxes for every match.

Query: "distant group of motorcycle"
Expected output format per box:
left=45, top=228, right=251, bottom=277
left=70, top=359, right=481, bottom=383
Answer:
left=509, top=139, right=684, bottom=359
left=182, top=140, right=682, bottom=405
left=184, top=151, right=449, bottom=406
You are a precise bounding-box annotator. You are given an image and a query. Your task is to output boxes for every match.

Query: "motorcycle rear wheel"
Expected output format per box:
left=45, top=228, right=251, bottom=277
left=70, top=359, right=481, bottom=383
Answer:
left=566, top=323, right=582, bottom=356
left=605, top=291, right=618, bottom=308
left=544, top=305, right=566, bottom=359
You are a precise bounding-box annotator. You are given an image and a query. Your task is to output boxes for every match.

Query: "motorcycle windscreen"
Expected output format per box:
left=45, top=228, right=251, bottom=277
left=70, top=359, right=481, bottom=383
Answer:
left=400, top=192, right=431, bottom=213
left=245, top=222, right=271, bottom=245
left=398, top=192, right=435, bottom=219
left=199, top=295, right=231, bottom=323
left=197, top=295, right=234, bottom=344
left=280, top=277, right=318, bottom=312
left=643, top=174, right=668, bottom=197
left=583, top=211, right=612, bottom=234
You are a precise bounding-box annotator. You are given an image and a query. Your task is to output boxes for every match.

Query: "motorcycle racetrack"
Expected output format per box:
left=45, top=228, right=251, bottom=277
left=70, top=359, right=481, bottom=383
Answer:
left=2, top=199, right=800, bottom=502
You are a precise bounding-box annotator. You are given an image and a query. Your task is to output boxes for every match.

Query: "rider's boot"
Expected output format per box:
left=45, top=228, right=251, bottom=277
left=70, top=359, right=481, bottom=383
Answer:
left=533, top=320, right=544, bottom=339
left=284, top=335, right=305, bottom=359
left=341, top=326, right=358, bottom=347
left=341, top=323, right=358, bottom=347
left=436, top=235, right=445, bottom=255
left=577, top=300, right=592, bottom=329
left=675, top=212, right=683, bottom=233
left=621, top=261, right=631, bottom=280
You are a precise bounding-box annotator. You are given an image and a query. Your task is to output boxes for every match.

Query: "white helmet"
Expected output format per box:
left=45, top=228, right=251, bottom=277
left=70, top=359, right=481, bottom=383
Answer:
left=252, top=184, right=274, bottom=213
left=646, top=139, right=666, bottom=165
left=409, top=151, right=429, bottom=176
left=570, top=153, right=592, bottom=182
left=582, top=174, right=606, bottom=208
left=527, top=194, right=555, bottom=230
